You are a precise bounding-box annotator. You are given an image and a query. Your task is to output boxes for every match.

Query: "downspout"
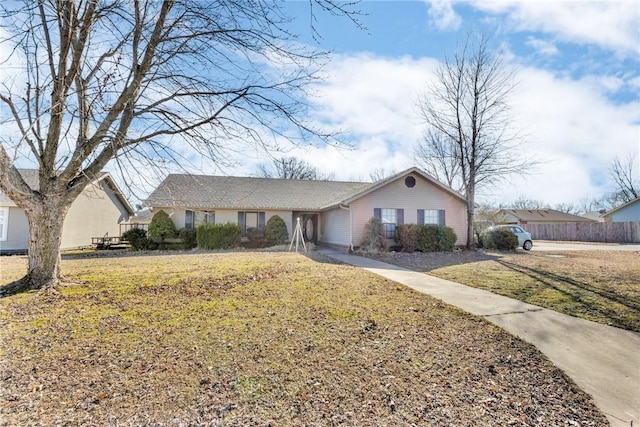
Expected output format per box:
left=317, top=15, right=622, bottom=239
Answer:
left=339, top=203, right=354, bottom=252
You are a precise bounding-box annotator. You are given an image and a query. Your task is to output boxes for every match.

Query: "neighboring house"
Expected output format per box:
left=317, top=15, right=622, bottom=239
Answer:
left=602, top=197, right=640, bottom=222
left=0, top=170, right=134, bottom=254
left=497, top=209, right=597, bottom=226
left=121, top=208, right=153, bottom=234
left=582, top=210, right=607, bottom=222
left=144, top=167, right=469, bottom=248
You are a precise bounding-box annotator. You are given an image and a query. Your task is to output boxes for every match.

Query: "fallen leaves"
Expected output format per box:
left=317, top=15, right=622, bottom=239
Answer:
left=0, top=252, right=608, bottom=426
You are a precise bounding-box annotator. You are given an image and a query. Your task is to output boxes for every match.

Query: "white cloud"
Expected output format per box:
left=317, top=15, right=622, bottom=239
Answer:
left=471, top=0, right=640, bottom=57
left=526, top=37, right=559, bottom=56
left=249, top=52, right=638, bottom=207
left=426, top=0, right=462, bottom=31
left=501, top=65, right=640, bottom=204
left=310, top=53, right=439, bottom=144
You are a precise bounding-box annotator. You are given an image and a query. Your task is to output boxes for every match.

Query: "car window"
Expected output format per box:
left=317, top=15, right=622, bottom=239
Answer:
left=514, top=227, right=524, bottom=233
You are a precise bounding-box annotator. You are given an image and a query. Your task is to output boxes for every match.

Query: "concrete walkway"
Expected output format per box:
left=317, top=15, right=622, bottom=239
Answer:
left=318, top=249, right=640, bottom=427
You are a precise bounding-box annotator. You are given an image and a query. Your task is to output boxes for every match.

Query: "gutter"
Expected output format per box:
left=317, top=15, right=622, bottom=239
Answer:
left=339, top=203, right=354, bottom=252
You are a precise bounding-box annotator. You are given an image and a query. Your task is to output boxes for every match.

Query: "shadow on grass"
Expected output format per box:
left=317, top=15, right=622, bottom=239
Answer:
left=357, top=250, right=503, bottom=273
left=496, top=260, right=640, bottom=332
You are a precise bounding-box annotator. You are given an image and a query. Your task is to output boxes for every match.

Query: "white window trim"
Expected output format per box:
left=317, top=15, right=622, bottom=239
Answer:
left=423, top=209, right=439, bottom=225
left=0, top=207, right=8, bottom=241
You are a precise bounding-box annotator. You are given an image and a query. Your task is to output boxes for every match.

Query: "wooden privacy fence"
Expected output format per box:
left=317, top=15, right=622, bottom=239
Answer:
left=525, top=222, right=640, bottom=243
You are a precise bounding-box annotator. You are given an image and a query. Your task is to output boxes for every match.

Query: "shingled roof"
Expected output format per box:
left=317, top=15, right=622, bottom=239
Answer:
left=499, top=209, right=596, bottom=223
left=0, top=169, right=134, bottom=215
left=144, top=174, right=375, bottom=211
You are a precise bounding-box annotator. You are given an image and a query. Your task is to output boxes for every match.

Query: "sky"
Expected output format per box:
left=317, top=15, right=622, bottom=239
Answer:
left=1, top=1, right=638, bottom=209
left=230, top=0, right=640, bottom=208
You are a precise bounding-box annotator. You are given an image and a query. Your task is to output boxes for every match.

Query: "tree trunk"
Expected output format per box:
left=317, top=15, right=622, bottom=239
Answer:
left=19, top=198, right=70, bottom=291
left=465, top=187, right=476, bottom=249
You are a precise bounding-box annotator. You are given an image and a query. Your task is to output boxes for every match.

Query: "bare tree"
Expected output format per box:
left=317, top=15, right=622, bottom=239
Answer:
left=415, top=34, right=527, bottom=248
left=414, top=129, right=462, bottom=191
left=554, top=202, right=580, bottom=215
left=0, top=0, right=361, bottom=293
left=257, top=156, right=332, bottom=180
left=510, top=197, right=546, bottom=210
left=609, top=153, right=639, bottom=205
left=368, top=167, right=395, bottom=182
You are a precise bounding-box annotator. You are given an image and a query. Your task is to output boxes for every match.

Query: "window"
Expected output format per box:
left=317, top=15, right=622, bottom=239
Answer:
left=194, top=211, right=215, bottom=227
left=404, top=176, right=416, bottom=188
left=185, top=210, right=194, bottom=229
left=238, top=211, right=266, bottom=236
left=185, top=210, right=214, bottom=229
left=0, top=207, right=7, bottom=241
left=423, top=209, right=439, bottom=225
left=374, top=208, right=404, bottom=239
left=418, top=209, right=445, bottom=226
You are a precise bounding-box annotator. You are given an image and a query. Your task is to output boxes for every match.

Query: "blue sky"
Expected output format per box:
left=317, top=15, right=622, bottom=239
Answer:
left=1, top=1, right=637, bottom=208
left=229, top=0, right=638, bottom=207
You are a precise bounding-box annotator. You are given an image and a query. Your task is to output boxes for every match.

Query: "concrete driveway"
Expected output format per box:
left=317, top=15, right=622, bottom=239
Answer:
left=532, top=241, right=640, bottom=251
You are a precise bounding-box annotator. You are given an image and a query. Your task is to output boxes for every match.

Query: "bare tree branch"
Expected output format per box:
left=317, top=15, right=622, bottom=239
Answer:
left=415, top=33, right=528, bottom=248
left=0, top=0, right=362, bottom=291
left=609, top=153, right=639, bottom=205
left=257, top=156, right=331, bottom=180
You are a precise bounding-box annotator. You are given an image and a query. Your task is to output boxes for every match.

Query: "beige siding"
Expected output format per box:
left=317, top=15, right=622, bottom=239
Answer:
left=500, top=213, right=520, bottom=224
left=61, top=180, right=131, bottom=249
left=320, top=207, right=350, bottom=246
left=349, top=173, right=467, bottom=246
left=0, top=207, right=29, bottom=251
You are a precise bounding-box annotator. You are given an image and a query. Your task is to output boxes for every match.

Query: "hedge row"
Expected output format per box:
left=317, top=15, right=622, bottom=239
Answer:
left=359, top=218, right=458, bottom=253
left=196, top=223, right=242, bottom=250
left=123, top=212, right=291, bottom=251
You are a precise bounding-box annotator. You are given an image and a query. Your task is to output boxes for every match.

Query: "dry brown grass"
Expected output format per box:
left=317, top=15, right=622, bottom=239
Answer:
left=0, top=252, right=607, bottom=425
left=370, top=249, right=640, bottom=332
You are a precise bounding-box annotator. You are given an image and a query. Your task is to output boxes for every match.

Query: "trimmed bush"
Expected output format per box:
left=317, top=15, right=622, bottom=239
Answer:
left=148, top=210, right=177, bottom=240
left=396, top=224, right=420, bottom=252
left=178, top=228, right=197, bottom=249
left=418, top=225, right=440, bottom=252
left=482, top=228, right=518, bottom=250
left=360, top=217, right=387, bottom=253
left=265, top=215, right=289, bottom=246
left=415, top=225, right=457, bottom=252
left=122, top=227, right=155, bottom=251
left=197, top=223, right=241, bottom=250
left=437, top=226, right=457, bottom=252
left=245, top=227, right=268, bottom=248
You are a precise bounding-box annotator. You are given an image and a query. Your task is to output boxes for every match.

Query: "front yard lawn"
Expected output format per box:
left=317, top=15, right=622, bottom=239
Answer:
left=370, top=250, right=640, bottom=332
left=0, top=252, right=606, bottom=425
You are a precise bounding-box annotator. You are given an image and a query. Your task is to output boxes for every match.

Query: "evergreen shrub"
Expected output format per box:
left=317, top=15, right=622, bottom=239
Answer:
left=265, top=215, right=289, bottom=245
left=178, top=228, right=197, bottom=249
left=360, top=217, right=387, bottom=253
left=122, top=228, right=155, bottom=251
left=245, top=227, right=268, bottom=248
left=482, top=228, right=518, bottom=250
left=148, top=210, right=177, bottom=240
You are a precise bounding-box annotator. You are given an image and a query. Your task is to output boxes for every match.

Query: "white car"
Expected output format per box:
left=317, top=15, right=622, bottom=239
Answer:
left=496, top=225, right=533, bottom=251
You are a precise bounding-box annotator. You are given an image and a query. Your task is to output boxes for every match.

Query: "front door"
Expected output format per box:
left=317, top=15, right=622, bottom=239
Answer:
left=303, top=214, right=318, bottom=243
left=292, top=212, right=318, bottom=244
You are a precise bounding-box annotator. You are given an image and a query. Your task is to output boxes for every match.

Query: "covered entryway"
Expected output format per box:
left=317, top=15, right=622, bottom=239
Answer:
left=292, top=212, right=318, bottom=244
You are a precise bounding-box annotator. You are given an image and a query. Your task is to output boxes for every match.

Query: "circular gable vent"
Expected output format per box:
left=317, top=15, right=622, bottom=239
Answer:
left=405, top=176, right=416, bottom=188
